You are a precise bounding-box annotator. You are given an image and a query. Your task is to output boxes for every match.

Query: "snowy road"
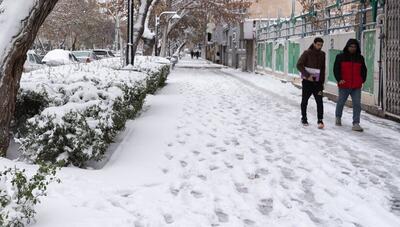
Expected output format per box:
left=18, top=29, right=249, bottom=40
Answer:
left=34, top=58, right=400, bottom=227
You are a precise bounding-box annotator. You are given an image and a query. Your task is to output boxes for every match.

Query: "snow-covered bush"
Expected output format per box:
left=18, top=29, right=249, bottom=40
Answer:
left=15, top=57, right=170, bottom=167
left=0, top=164, right=59, bottom=227
left=13, top=89, right=49, bottom=134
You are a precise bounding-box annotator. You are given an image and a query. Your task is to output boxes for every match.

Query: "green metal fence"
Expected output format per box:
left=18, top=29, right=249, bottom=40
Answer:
left=257, top=43, right=263, bottom=66
left=288, top=41, right=300, bottom=74
left=362, top=30, right=376, bottom=93
left=275, top=44, right=285, bottom=72
left=265, top=42, right=273, bottom=68
left=328, top=49, right=342, bottom=83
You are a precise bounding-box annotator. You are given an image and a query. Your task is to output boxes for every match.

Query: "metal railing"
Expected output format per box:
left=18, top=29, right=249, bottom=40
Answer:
left=257, top=0, right=385, bottom=41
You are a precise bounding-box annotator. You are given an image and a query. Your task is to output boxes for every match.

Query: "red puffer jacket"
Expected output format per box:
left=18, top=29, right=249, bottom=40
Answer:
left=333, top=39, right=367, bottom=89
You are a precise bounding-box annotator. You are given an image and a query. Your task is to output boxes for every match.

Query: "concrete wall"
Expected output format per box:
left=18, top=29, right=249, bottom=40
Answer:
left=248, top=0, right=301, bottom=18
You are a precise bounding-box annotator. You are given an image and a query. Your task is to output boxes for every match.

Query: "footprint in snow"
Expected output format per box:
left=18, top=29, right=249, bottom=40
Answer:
left=177, top=139, right=186, bottom=145
left=247, top=172, right=261, bottom=180
left=224, top=162, right=234, bottom=169
left=191, top=190, right=204, bottom=198
left=163, top=213, right=174, bottom=224
left=235, top=153, right=244, bottom=160
left=231, top=138, right=240, bottom=146
left=180, top=160, right=188, bottom=168
left=170, top=187, right=179, bottom=196
left=209, top=165, right=219, bottom=171
left=256, top=168, right=269, bottom=176
left=192, top=150, right=200, bottom=156
left=243, top=219, right=256, bottom=226
left=235, top=183, right=249, bottom=193
left=206, top=142, right=216, bottom=148
left=280, top=167, right=298, bottom=181
left=164, top=153, right=173, bottom=160
left=257, top=198, right=274, bottom=216
left=197, top=175, right=207, bottom=181
left=215, top=209, right=229, bottom=223
left=217, top=147, right=227, bottom=152
left=161, top=168, right=169, bottom=174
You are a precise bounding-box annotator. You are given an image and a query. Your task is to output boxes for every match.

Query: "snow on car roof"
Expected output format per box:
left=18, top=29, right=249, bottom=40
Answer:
left=42, top=49, right=73, bottom=65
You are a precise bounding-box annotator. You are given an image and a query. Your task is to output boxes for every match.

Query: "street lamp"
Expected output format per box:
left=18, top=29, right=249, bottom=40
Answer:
left=126, top=0, right=134, bottom=66
left=154, top=11, right=181, bottom=56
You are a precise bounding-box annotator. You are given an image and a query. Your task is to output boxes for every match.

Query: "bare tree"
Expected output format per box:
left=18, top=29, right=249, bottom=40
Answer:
left=158, top=0, right=252, bottom=57
left=98, top=0, right=126, bottom=51
left=39, top=0, right=115, bottom=50
left=0, top=0, right=59, bottom=156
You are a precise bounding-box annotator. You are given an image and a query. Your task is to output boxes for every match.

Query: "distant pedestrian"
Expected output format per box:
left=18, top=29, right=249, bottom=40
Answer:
left=334, top=39, right=367, bottom=132
left=216, top=52, right=220, bottom=64
left=190, top=50, right=194, bottom=59
left=195, top=51, right=199, bottom=59
left=297, top=37, right=326, bottom=129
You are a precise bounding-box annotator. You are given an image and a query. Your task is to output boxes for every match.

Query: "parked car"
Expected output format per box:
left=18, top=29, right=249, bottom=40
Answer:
left=93, top=49, right=115, bottom=59
left=42, top=49, right=79, bottom=66
left=73, top=50, right=99, bottom=63
left=24, top=50, right=44, bottom=72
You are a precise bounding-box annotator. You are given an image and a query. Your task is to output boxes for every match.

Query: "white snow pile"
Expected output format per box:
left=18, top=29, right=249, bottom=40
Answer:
left=14, top=57, right=170, bottom=168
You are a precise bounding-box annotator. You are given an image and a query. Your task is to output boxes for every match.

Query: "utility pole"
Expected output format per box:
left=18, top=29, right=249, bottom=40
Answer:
left=126, top=0, right=134, bottom=65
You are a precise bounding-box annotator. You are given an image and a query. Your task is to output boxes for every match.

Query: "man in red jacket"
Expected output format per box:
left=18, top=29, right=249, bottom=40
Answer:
left=334, top=39, right=367, bottom=132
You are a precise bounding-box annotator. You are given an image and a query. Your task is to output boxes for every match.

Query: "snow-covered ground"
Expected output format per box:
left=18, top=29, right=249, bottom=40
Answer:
left=2, top=57, right=400, bottom=227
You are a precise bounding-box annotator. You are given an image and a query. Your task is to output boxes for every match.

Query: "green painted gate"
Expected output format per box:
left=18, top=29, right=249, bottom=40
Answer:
left=265, top=42, right=273, bottom=68
left=328, top=49, right=342, bottom=83
left=288, top=42, right=300, bottom=74
left=257, top=43, right=263, bottom=66
left=275, top=44, right=285, bottom=72
left=362, top=30, right=375, bottom=93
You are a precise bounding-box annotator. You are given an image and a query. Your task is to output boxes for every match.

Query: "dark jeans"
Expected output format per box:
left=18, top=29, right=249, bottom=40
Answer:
left=301, top=80, right=324, bottom=121
left=335, top=88, right=362, bottom=124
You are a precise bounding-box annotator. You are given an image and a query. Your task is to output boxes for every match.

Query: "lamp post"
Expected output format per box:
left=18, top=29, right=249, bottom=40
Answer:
left=154, top=11, right=181, bottom=56
left=126, top=0, right=134, bottom=65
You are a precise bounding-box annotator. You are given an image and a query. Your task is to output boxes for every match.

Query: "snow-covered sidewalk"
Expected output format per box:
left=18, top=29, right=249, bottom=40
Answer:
left=25, top=57, right=400, bottom=226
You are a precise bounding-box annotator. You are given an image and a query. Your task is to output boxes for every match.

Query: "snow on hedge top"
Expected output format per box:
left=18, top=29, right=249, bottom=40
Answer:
left=20, top=56, right=169, bottom=119
left=21, top=60, right=146, bottom=118
left=42, top=49, right=75, bottom=66
left=0, top=0, right=36, bottom=62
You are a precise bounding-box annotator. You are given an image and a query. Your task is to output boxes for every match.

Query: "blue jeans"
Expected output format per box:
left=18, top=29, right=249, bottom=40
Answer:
left=335, top=88, right=362, bottom=124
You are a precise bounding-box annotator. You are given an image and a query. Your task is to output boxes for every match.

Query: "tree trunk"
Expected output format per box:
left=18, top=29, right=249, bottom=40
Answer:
left=160, top=24, right=170, bottom=57
left=0, top=0, right=59, bottom=156
left=142, top=37, right=155, bottom=56
left=131, top=0, right=154, bottom=65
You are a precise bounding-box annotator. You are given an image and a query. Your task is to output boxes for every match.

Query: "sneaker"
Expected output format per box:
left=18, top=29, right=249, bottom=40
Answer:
left=352, top=123, right=364, bottom=132
left=301, top=118, right=309, bottom=126
left=317, top=120, right=324, bottom=129
left=335, top=117, right=342, bottom=126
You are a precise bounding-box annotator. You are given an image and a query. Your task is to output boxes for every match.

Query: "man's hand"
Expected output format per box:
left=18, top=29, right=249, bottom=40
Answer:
left=338, top=80, right=346, bottom=85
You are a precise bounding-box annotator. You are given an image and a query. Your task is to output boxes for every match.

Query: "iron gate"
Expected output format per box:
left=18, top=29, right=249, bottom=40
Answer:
left=385, top=0, right=400, bottom=117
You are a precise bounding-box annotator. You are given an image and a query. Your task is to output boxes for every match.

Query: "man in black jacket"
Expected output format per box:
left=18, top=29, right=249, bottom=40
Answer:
left=297, top=37, right=326, bottom=129
left=333, top=39, right=367, bottom=132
